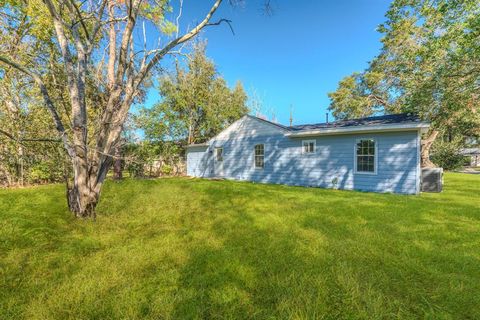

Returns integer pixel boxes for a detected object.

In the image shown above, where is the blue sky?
[145,0,391,126]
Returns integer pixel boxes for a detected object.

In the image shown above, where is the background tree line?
[328,0,479,170]
[0,39,247,185]
[0,0,249,217]
[124,42,248,178]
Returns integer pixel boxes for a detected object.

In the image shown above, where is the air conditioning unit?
[421,168,443,192]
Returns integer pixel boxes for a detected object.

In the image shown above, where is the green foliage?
[160,164,173,175]
[28,163,49,182]
[139,1,175,32]
[328,0,480,143]
[328,72,388,119]
[126,161,144,178]
[431,139,466,170]
[136,43,248,145]
[1,173,479,318]
[122,140,182,177]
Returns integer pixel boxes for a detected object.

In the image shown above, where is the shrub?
[127,162,144,178]
[160,164,173,176]
[431,140,465,170]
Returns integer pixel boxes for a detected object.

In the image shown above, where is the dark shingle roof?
[289,113,422,132]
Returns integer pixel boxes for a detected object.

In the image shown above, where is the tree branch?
[206,18,234,35]
[0,129,16,141]
[67,0,91,42]
[115,0,142,85]
[89,0,109,46]
[0,128,61,144]
[134,0,223,87]
[43,0,74,65]
[0,55,73,156]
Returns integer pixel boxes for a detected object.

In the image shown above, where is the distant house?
[186,113,430,194]
[460,148,480,167]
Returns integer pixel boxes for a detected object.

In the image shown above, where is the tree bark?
[67,183,99,218]
[421,130,439,168]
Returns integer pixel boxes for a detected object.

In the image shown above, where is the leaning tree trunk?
[421,130,439,168]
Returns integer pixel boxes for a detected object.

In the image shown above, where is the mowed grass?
[1,173,479,319]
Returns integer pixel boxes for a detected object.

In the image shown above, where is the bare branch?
[107,0,117,89]
[134,0,223,87]
[0,128,61,144]
[43,0,74,64]
[176,0,183,38]
[0,129,16,141]
[206,18,235,35]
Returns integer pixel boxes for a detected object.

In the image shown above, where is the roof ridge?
[291,113,417,128]
[246,114,290,130]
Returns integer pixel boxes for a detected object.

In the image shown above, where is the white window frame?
[254,144,265,169]
[215,147,223,162]
[302,139,316,154]
[354,138,378,175]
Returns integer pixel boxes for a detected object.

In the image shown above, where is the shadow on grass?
[171,178,480,319]
[170,181,363,318]
[1,175,479,319]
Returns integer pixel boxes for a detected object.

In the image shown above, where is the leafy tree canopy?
[328,0,480,140]
[136,42,248,145]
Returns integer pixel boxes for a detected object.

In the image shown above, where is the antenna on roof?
[326,112,329,124]
[289,104,293,126]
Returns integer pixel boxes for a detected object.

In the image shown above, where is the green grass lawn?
[1,173,479,319]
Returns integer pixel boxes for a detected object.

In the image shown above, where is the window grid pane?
[303,141,315,153]
[254,144,264,168]
[356,140,375,173]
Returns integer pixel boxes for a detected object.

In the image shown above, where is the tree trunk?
[66,151,112,218]
[67,182,99,219]
[113,158,123,180]
[113,145,123,180]
[421,130,439,168]
[18,145,24,187]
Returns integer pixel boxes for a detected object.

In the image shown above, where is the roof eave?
[186,143,209,148]
[285,123,430,137]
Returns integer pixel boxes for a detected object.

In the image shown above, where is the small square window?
[302,140,316,153]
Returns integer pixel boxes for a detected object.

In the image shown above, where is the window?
[302,140,316,153]
[215,148,223,162]
[254,144,264,168]
[355,139,376,173]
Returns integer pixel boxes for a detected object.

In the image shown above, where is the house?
[186,113,430,194]
[460,148,480,167]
